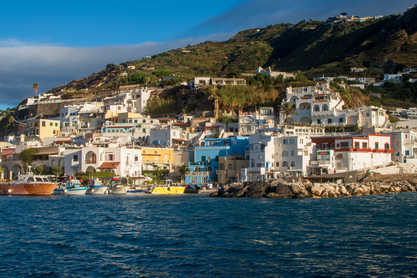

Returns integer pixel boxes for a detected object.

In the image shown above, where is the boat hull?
[87,186,109,195]
[0,183,57,196]
[151,186,185,195]
[65,188,88,195]
[108,186,127,195]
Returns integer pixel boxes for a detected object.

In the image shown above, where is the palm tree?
[33,83,39,97]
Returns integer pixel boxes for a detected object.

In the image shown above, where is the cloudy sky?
[0,0,415,109]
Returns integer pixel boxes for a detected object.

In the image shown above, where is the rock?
[274,184,295,199]
[235,186,249,198]
[246,183,268,198]
[266,192,287,199]
[209,191,220,197]
[290,183,310,198]
[311,184,324,197]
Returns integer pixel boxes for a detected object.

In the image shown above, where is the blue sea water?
[0,194,417,278]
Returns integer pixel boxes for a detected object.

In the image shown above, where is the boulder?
[274,184,295,198]
[311,184,324,197]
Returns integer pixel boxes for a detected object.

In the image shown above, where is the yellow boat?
[151,186,185,195]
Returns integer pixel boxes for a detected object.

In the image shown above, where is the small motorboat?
[63,179,88,195]
[87,179,108,195]
[108,178,127,195]
[126,187,149,196]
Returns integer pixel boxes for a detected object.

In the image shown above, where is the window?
[314,105,320,112]
[317,119,322,125]
[339,118,345,123]
[135,156,138,162]
[55,123,58,127]
[283,139,288,145]
[73,155,78,162]
[328,118,333,124]
[291,161,296,167]
[355,142,360,149]
[291,150,295,157]
[385,143,390,150]
[42,121,46,127]
[340,142,349,148]
[107,153,114,161]
[50,122,53,126]
[276,162,279,167]
[289,138,296,144]
[283,151,288,157]
[363,142,368,149]
[323,104,329,112]
[375,142,379,150]
[283,161,288,167]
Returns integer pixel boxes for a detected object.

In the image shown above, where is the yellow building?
[27,119,60,140]
[141,147,174,171]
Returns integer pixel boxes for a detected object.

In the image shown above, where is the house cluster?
[327,13,383,24]
[1,77,416,185]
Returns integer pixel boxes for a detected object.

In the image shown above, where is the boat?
[63,179,89,195]
[86,179,108,195]
[108,178,127,195]
[0,175,58,196]
[151,185,186,195]
[108,184,127,195]
[126,187,149,196]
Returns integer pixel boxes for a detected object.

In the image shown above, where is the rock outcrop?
[210,176,417,199]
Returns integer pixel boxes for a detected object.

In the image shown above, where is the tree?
[33,83,39,97]
[19,149,38,172]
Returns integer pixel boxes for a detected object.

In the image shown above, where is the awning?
[98,162,120,169]
[1,148,15,156]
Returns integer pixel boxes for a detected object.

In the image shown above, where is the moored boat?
[0,175,58,196]
[86,179,108,195]
[63,179,88,195]
[108,184,127,195]
[126,187,149,196]
[151,185,186,195]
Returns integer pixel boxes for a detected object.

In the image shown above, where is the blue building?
[185,137,249,186]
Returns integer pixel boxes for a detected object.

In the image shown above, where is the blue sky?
[0,0,243,47]
[0,0,415,109]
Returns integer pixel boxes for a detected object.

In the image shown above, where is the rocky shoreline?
[210,175,417,199]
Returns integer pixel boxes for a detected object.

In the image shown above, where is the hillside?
[49,6,417,96]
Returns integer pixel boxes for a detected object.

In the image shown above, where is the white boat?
[86,179,108,195]
[126,188,149,196]
[63,179,88,195]
[108,184,127,195]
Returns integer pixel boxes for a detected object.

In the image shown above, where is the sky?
[0,0,416,109]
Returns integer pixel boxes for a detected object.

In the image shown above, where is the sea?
[0,193,416,278]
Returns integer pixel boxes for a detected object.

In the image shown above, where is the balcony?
[186,171,210,177]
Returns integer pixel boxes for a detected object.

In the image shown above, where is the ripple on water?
[0,194,417,277]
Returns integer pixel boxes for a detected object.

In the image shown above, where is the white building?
[80,145,142,177]
[310,134,392,174]
[385,130,417,162]
[285,83,389,129]
[241,132,316,181]
[256,66,295,79]
[60,105,82,136]
[149,126,184,147]
[239,107,276,136]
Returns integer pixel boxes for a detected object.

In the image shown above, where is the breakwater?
[210,175,417,199]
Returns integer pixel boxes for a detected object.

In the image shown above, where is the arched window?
[86,151,97,164]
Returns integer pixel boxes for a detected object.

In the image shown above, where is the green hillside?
[50,6,417,96]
